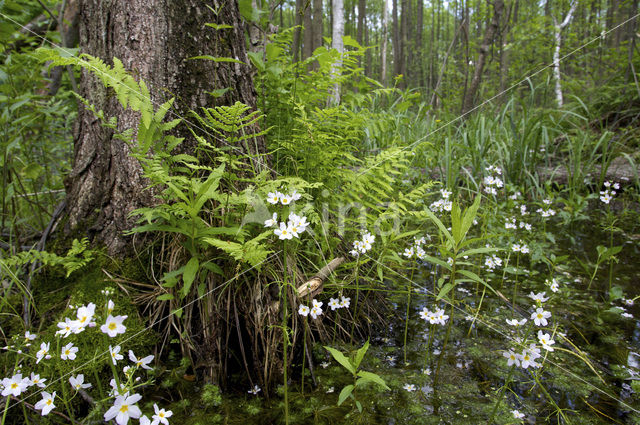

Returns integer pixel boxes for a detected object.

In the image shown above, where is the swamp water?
[161,217,640,425]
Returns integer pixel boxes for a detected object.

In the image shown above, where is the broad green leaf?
[353,340,369,370]
[424,208,455,248]
[457,269,498,297]
[460,195,481,242]
[437,282,455,300]
[457,246,497,258]
[356,370,390,390]
[180,257,199,298]
[156,293,174,301]
[324,346,356,375]
[337,385,354,406]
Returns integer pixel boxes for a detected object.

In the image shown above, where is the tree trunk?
[381,0,389,85]
[312,0,324,51]
[416,0,424,87]
[67,0,261,253]
[303,0,314,59]
[553,1,577,107]
[461,0,504,114]
[329,0,345,105]
[392,0,401,79]
[293,0,304,61]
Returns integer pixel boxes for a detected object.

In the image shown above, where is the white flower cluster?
[600,181,620,204]
[264,190,309,240]
[536,198,556,217]
[511,242,529,254]
[327,296,351,310]
[298,299,324,319]
[350,232,375,256]
[484,252,502,271]
[503,330,555,370]
[483,166,504,195]
[401,236,428,260]
[266,189,302,205]
[545,278,560,293]
[419,307,449,325]
[429,189,453,213]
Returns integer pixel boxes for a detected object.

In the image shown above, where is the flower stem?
[282,240,290,425]
[403,266,416,365]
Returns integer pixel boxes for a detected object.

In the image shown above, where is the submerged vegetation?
[2,0,640,424]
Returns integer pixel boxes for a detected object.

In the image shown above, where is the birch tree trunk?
[553,1,578,107]
[329,0,345,105]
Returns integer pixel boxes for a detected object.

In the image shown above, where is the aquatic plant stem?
[282,240,290,425]
[403,266,416,364]
[488,364,516,423]
[350,256,360,343]
[1,392,10,425]
[512,253,520,310]
[432,292,455,413]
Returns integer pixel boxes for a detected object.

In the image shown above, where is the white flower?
[310,301,323,319]
[435,308,449,325]
[503,350,521,367]
[101,315,128,337]
[403,383,416,392]
[328,298,341,311]
[298,305,310,316]
[29,372,46,388]
[36,342,51,364]
[520,244,529,254]
[512,409,525,419]
[266,192,280,204]
[69,374,92,390]
[403,247,415,258]
[139,416,152,425]
[107,299,115,314]
[290,190,302,201]
[109,345,124,365]
[264,212,277,227]
[248,385,261,395]
[61,342,78,360]
[419,308,431,321]
[76,302,96,329]
[128,350,154,370]
[550,282,559,292]
[280,194,292,205]
[537,330,555,351]
[320,361,330,368]
[1,374,28,397]
[506,318,527,327]
[531,307,551,326]
[152,404,173,425]
[56,317,76,338]
[339,296,350,309]
[24,331,36,341]
[326,386,335,393]
[103,393,142,425]
[528,292,549,303]
[34,391,56,416]
[273,222,293,240]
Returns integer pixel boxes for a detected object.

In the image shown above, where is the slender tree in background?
[553,0,578,107]
[381,0,389,85]
[330,0,345,104]
[392,0,401,79]
[461,0,505,114]
[303,0,314,59]
[312,0,324,53]
[292,0,304,61]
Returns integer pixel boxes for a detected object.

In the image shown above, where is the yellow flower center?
[10,383,17,389]
[119,405,129,413]
[46,400,52,406]
[65,350,70,355]
[108,323,117,330]
[159,412,165,417]
[80,316,87,323]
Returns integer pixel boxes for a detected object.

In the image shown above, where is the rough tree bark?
[66,0,263,254]
[461,0,504,114]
